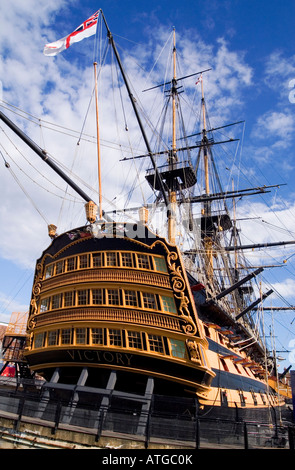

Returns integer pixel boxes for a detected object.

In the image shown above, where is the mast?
[100,10,169,211]
[0,110,94,205]
[201,76,210,197]
[168,29,177,244]
[200,76,214,279]
[93,61,103,220]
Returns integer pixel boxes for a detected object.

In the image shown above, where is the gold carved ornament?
[28,262,43,330]
[166,251,198,336]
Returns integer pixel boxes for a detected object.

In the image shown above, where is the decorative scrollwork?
[28,316,37,330]
[181,319,197,336]
[32,282,42,296]
[167,251,185,292]
[28,259,44,327]
[166,250,199,336]
[171,274,185,292]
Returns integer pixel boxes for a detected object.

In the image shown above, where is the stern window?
[107,289,120,305]
[148,334,164,353]
[109,329,122,346]
[153,256,167,272]
[161,295,177,313]
[91,328,103,345]
[137,254,150,269]
[170,339,186,358]
[76,328,86,344]
[48,330,59,346]
[34,333,45,348]
[142,292,156,310]
[61,328,72,344]
[121,252,133,267]
[127,331,142,349]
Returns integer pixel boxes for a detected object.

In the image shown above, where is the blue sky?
[0,0,295,370]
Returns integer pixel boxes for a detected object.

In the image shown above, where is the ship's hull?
[24,222,214,398]
[23,222,292,427]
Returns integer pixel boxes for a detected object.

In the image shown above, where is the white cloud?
[247,109,295,166]
[0,2,267,276]
[271,278,295,300]
[253,110,294,143]
[264,50,295,92]
[0,290,29,324]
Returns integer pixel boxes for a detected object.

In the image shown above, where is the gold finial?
[85,201,98,224]
[139,206,149,224]
[48,224,57,239]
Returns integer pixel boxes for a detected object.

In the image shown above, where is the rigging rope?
[0,148,48,224]
[0,129,79,203]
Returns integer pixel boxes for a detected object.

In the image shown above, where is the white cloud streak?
[0,2,255,270]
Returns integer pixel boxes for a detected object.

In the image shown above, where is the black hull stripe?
[211,368,268,393]
[206,338,268,392]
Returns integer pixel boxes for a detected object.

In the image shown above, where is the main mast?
[168,29,178,244]
[93,61,103,220]
[200,78,214,279]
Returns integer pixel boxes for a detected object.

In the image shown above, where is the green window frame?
[153,256,167,272]
[161,295,177,313]
[170,339,186,358]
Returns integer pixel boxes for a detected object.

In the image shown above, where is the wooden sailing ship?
[0,10,293,425]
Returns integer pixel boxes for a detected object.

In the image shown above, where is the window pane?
[76,328,86,344]
[93,253,102,267]
[48,330,58,346]
[148,334,164,353]
[106,252,117,266]
[142,292,156,309]
[55,260,64,275]
[170,339,185,358]
[137,254,150,269]
[45,265,54,279]
[79,254,89,269]
[127,331,142,349]
[92,289,103,305]
[64,291,74,307]
[109,329,122,346]
[161,295,177,313]
[121,252,133,267]
[78,290,89,305]
[52,294,62,309]
[124,290,138,306]
[61,329,71,344]
[40,297,50,312]
[67,257,76,271]
[153,256,167,272]
[107,289,120,305]
[91,328,103,345]
[34,333,44,348]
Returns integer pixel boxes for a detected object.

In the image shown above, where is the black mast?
[0,109,93,204]
[100,10,169,209]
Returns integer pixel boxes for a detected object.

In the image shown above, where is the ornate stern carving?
[28,262,43,330]
[186,339,201,363]
[166,250,198,336]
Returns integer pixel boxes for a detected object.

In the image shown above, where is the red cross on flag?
[43,10,100,56]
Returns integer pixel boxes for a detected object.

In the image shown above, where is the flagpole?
[93,61,103,220]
